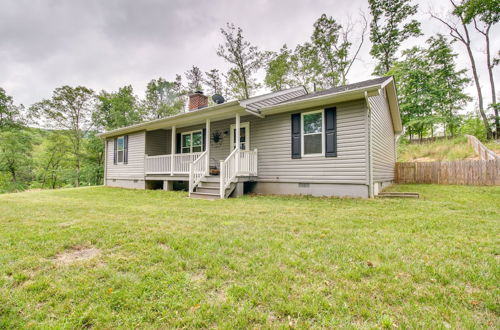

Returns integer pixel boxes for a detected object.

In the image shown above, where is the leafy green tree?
[94,85,142,130]
[457,0,499,137]
[388,47,435,140]
[0,128,33,185]
[0,87,23,129]
[217,23,264,99]
[290,43,324,91]
[81,132,104,186]
[30,86,95,187]
[185,66,204,92]
[368,0,421,75]
[265,45,295,92]
[310,14,367,86]
[35,132,72,189]
[426,35,471,137]
[204,69,224,96]
[143,77,185,120]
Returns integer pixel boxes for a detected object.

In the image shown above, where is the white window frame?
[181,130,203,154]
[230,122,250,150]
[116,136,125,164]
[301,110,325,157]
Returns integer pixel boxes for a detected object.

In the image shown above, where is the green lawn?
[0,185,498,328]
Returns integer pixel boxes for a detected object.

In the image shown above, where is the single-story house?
[97,76,402,199]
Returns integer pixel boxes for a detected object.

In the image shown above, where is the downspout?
[365,91,374,198]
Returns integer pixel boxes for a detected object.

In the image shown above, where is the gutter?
[365,91,374,198]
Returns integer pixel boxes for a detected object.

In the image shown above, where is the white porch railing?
[189,150,208,194]
[219,148,258,198]
[145,152,202,175]
[144,154,172,174]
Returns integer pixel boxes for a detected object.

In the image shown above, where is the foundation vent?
[298,183,310,188]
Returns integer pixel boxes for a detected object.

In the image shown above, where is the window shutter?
[113,138,117,165]
[202,128,207,151]
[291,113,301,159]
[325,107,337,157]
[123,135,129,164]
[176,133,181,153]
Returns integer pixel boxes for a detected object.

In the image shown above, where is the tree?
[369,0,422,75]
[0,87,23,129]
[289,43,324,91]
[94,85,142,131]
[35,132,71,189]
[389,35,472,140]
[204,69,224,96]
[264,45,294,92]
[0,128,33,185]
[81,131,104,186]
[31,86,95,187]
[185,66,204,92]
[457,0,499,137]
[311,14,367,86]
[430,0,492,137]
[427,35,471,137]
[142,77,185,120]
[217,23,264,99]
[388,47,435,140]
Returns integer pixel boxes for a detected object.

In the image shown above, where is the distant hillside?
[397,137,490,162]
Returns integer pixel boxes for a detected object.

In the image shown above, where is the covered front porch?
[143,112,258,198]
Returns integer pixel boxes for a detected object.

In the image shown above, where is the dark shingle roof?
[276,77,391,105]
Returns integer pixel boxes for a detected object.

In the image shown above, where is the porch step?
[196,186,220,194]
[201,176,221,183]
[198,181,220,188]
[189,192,221,200]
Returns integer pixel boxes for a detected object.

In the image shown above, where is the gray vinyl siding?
[146,129,170,156]
[369,91,396,182]
[251,100,368,184]
[106,131,145,180]
[105,100,369,185]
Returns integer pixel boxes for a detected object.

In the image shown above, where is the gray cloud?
[0,0,498,110]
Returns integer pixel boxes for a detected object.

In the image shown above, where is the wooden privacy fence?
[396,160,499,186]
[466,134,499,161]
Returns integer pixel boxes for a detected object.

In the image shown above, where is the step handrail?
[188,150,208,195]
[219,147,239,198]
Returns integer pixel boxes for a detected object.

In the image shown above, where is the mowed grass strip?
[0,185,498,328]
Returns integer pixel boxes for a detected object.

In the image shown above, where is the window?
[181,130,203,153]
[301,110,324,156]
[116,136,125,163]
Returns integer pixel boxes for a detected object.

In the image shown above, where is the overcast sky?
[1,0,498,111]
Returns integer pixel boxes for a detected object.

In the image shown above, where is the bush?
[459,116,487,141]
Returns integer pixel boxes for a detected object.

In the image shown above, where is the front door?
[230,122,250,150]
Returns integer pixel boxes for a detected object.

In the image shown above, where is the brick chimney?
[188,91,208,111]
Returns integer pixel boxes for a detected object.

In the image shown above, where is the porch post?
[170,126,176,176]
[235,113,240,174]
[206,118,210,175]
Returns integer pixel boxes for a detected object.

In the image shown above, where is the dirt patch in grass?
[55,246,100,264]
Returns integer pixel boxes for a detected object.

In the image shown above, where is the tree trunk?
[464,36,491,138]
[484,30,498,138]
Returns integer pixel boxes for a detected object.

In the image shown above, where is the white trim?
[181,130,203,154]
[301,110,325,157]
[230,122,250,150]
[116,136,125,164]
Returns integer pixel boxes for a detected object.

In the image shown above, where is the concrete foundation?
[106,178,146,189]
[251,182,369,198]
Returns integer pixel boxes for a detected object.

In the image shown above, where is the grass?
[0,185,499,328]
[397,137,477,162]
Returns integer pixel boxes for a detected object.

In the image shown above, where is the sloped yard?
[0,185,498,328]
